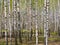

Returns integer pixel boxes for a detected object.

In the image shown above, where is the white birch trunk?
[0,0,2,37]
[27,0,32,40]
[4,0,7,41]
[54,1,57,32]
[44,0,49,45]
[4,0,8,45]
[35,0,38,45]
[8,0,12,45]
[58,0,60,27]
[17,0,22,43]
[13,0,18,45]
[13,0,17,30]
[58,0,60,36]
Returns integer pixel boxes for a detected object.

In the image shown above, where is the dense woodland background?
[0,0,60,45]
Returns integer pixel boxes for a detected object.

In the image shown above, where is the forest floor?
[0,38,60,45]
[38,42,60,45]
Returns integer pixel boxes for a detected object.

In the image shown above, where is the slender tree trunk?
[26,0,32,41]
[13,0,18,45]
[35,0,38,45]
[4,0,8,45]
[44,0,49,45]
[29,0,32,41]
[58,0,60,36]
[17,0,22,43]
[0,1,1,38]
[8,0,12,45]
[1,0,4,38]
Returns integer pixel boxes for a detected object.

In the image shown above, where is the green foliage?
[10,0,12,11]
[20,0,26,10]
[0,29,9,32]
[31,0,35,10]
[50,0,58,10]
[38,37,44,42]
[48,38,57,41]
[48,37,60,42]
[38,0,44,9]
[31,0,44,10]
[56,37,60,41]
[50,32,58,36]
[21,29,30,32]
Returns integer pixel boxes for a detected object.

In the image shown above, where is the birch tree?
[35,0,38,45]
[0,1,2,37]
[8,0,12,45]
[17,0,22,43]
[26,0,32,41]
[1,0,4,38]
[4,0,8,45]
[44,0,49,45]
[58,0,60,36]
[1,0,4,37]
[13,0,18,45]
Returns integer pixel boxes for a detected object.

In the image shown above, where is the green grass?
[0,41,5,45]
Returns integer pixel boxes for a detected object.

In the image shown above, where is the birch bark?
[44,0,49,45]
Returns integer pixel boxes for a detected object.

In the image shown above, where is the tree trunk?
[35,0,38,45]
[13,0,18,45]
[4,0,8,45]
[17,0,22,43]
[44,0,49,45]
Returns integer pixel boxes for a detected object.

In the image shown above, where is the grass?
[0,37,60,45]
[0,29,60,44]
[0,42,5,45]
